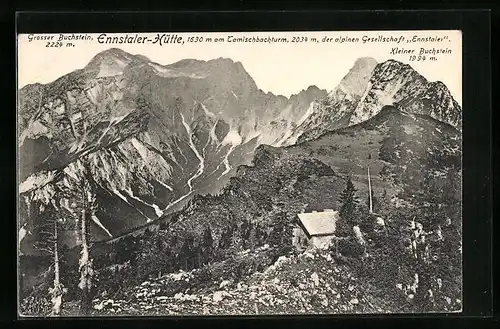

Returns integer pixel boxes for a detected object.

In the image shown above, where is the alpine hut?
[292,209,340,250]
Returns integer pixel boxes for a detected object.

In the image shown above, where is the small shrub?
[338,238,365,259]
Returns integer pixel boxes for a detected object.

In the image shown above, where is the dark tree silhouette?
[338,177,360,234]
[201,226,214,265]
[55,162,98,315]
[179,235,194,270]
[31,204,67,316]
[118,235,139,265]
[240,219,252,248]
[219,222,237,250]
[269,212,292,251]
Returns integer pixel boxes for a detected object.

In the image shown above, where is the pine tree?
[32,204,68,316]
[57,162,97,315]
[253,224,267,246]
[270,212,291,251]
[201,226,214,265]
[240,219,252,249]
[179,236,194,270]
[339,177,360,230]
[78,194,95,314]
[378,189,392,218]
[219,222,236,250]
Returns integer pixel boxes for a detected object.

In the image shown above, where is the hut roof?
[297,210,339,238]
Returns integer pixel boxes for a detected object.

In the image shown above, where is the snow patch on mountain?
[220,130,243,177]
[162,113,207,213]
[148,63,207,79]
[19,121,51,146]
[96,121,113,145]
[130,138,149,162]
[181,113,205,190]
[125,187,164,218]
[112,187,151,222]
[19,224,27,246]
[163,192,193,213]
[222,130,243,147]
[68,130,91,154]
[91,214,113,237]
[296,102,315,127]
[200,103,216,119]
[19,171,57,194]
[110,114,129,125]
[243,130,261,144]
[156,179,173,192]
[209,121,219,144]
[148,63,169,73]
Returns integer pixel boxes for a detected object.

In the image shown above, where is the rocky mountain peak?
[133,54,152,62]
[85,48,146,77]
[290,57,461,144]
[292,86,327,99]
[331,57,378,99]
[207,58,255,80]
[371,59,419,82]
[428,81,452,96]
[378,58,409,69]
[85,48,135,68]
[352,57,378,70]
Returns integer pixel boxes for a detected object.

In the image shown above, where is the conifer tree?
[179,235,194,270]
[339,178,359,227]
[57,162,97,315]
[219,222,236,250]
[270,212,291,250]
[201,226,214,265]
[336,177,360,236]
[32,204,68,316]
[240,219,252,249]
[379,189,392,217]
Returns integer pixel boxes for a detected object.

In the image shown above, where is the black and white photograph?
[17,30,462,316]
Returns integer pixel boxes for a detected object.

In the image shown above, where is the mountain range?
[18,48,462,255]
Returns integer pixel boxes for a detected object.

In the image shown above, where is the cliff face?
[348,60,462,128]
[159,104,461,234]
[18,48,327,251]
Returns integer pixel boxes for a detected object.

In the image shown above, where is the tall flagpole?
[368,166,373,214]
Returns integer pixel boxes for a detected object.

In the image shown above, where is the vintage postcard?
[17,30,462,316]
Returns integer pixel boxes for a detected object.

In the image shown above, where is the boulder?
[311,272,320,287]
[213,291,226,303]
[304,252,315,260]
[220,280,231,289]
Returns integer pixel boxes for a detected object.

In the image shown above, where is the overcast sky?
[18,31,462,104]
